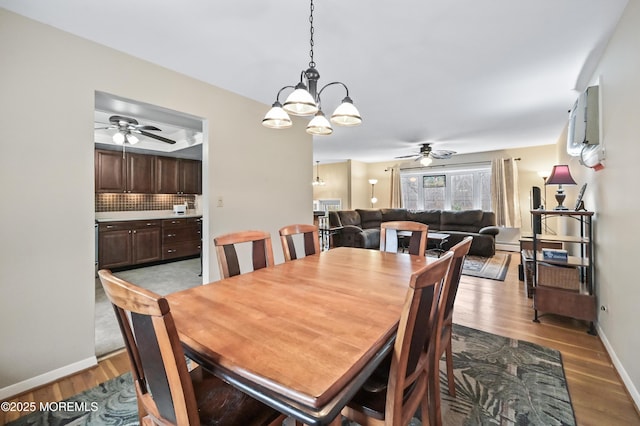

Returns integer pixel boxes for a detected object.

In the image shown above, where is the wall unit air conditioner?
[567,85,599,156]
[567,85,604,170]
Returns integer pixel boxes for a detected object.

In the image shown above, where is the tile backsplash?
[96,193,196,212]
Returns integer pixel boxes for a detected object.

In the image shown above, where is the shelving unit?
[530,210,596,334]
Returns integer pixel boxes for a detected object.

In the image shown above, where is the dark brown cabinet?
[162,217,202,260]
[98,220,162,269]
[156,156,201,194]
[95,150,154,193]
[95,149,201,194]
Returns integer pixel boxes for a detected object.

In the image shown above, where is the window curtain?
[389,165,402,208]
[491,158,522,228]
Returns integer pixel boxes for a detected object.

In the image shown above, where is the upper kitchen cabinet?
[96,149,201,194]
[95,149,154,193]
[156,156,201,194]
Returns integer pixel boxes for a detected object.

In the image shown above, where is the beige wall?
[574,0,640,407]
[0,9,312,396]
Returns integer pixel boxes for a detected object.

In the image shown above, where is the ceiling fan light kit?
[262,0,362,136]
[97,115,177,147]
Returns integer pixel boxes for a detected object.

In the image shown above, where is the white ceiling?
[0,0,628,163]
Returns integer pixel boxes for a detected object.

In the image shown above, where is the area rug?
[461,252,511,281]
[8,325,574,426]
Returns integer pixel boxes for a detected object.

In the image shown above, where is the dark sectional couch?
[329,208,500,257]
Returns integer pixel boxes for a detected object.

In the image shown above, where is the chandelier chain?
[309,0,315,68]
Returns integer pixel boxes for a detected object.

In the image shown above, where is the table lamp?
[545,164,577,210]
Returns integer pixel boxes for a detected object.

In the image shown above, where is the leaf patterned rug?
[8,324,574,426]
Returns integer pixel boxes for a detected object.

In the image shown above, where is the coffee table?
[427,232,450,257]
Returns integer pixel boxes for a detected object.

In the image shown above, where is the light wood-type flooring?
[2,252,639,425]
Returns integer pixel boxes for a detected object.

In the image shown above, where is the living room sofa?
[328,208,499,257]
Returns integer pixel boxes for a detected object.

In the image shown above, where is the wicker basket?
[537,263,581,291]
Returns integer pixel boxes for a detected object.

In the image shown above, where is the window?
[400,164,491,211]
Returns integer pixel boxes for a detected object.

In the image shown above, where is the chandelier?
[262,0,362,135]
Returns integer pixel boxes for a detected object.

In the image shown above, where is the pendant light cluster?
[262,0,362,135]
[312,161,326,186]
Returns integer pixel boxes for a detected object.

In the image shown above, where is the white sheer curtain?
[389,165,402,208]
[491,158,522,228]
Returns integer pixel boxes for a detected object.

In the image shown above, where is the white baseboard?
[0,356,97,400]
[597,324,640,412]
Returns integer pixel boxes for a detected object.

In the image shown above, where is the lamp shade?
[283,83,318,116]
[306,111,333,135]
[262,102,293,129]
[546,165,577,185]
[330,97,362,126]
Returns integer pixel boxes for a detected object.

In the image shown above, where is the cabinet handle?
[167,249,177,253]
[167,233,176,237]
[106,225,115,229]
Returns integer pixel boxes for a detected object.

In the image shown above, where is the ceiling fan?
[95,115,176,145]
[395,143,456,166]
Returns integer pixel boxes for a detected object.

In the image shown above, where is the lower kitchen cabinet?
[162,217,202,260]
[98,220,162,269]
[98,216,202,270]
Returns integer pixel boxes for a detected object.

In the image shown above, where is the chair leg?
[445,340,456,397]
[429,363,442,426]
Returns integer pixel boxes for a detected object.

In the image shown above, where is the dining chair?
[380,221,428,256]
[278,224,320,261]
[97,269,285,426]
[341,251,453,426]
[429,236,473,426]
[214,230,275,278]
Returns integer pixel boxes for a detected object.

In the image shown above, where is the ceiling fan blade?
[430,150,456,159]
[137,125,162,131]
[394,154,418,159]
[138,129,176,144]
[94,126,113,130]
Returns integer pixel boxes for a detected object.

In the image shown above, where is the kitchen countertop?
[95,210,202,223]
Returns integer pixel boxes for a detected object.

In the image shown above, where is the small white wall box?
[173,204,187,214]
[542,248,568,261]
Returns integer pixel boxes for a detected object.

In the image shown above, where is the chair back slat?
[278,224,320,262]
[252,239,268,270]
[131,312,177,423]
[222,244,241,277]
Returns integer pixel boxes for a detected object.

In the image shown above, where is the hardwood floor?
[2,251,639,425]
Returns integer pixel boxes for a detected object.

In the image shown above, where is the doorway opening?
[93,91,207,357]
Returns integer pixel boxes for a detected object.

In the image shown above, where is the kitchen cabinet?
[162,217,202,259]
[95,150,154,193]
[98,220,162,269]
[95,149,201,194]
[530,210,596,334]
[155,157,201,194]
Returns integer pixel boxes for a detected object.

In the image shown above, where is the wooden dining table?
[166,247,433,425]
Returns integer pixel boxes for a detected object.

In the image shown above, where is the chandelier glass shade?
[262,0,361,135]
